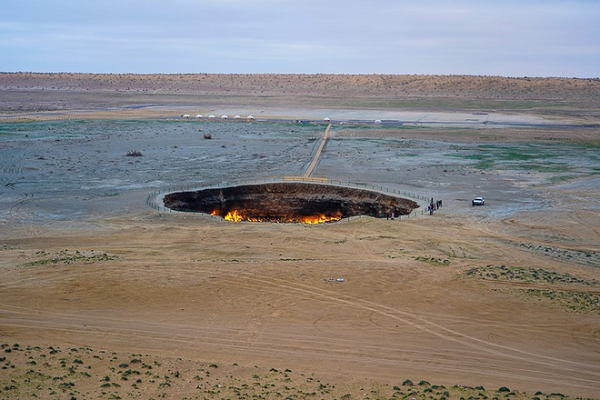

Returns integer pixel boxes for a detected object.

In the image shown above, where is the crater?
[163,182,419,224]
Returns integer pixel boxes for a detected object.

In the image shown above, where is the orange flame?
[299,214,341,224]
[212,209,341,224]
[223,210,244,222]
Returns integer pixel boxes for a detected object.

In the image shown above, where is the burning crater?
[163,182,419,224]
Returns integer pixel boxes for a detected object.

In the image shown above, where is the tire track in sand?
[225,270,600,389]
[1,260,599,393]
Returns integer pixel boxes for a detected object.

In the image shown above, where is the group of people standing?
[429,198,442,214]
[385,197,443,219]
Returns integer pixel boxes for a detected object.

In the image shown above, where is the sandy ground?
[0,74,599,399]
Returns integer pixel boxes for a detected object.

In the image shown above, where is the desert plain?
[0,73,599,399]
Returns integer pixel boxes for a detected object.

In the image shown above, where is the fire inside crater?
[163,182,419,224]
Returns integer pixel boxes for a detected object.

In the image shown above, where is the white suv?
[472,197,485,206]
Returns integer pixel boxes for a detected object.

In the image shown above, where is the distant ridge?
[1,72,599,112]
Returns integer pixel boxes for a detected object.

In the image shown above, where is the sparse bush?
[126,150,143,157]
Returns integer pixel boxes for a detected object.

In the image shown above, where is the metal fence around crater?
[146,176,431,222]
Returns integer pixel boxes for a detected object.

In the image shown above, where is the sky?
[1,0,599,78]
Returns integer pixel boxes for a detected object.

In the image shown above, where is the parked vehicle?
[472,197,485,206]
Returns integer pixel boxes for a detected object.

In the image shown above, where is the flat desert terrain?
[0,73,599,399]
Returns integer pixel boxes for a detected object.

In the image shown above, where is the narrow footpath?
[303,123,331,177]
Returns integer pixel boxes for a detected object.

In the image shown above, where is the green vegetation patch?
[415,256,451,266]
[24,249,116,266]
[451,143,553,168]
[464,265,600,314]
[465,265,599,285]
[518,243,600,268]
[448,143,600,178]
[521,288,600,313]
[0,343,590,400]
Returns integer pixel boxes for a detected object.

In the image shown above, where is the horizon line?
[1,71,599,80]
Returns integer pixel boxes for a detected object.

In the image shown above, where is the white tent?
[208,114,216,120]
[221,115,228,120]
[246,115,255,121]
[182,114,191,119]
[196,114,203,119]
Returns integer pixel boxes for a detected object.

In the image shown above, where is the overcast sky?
[1,0,598,77]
